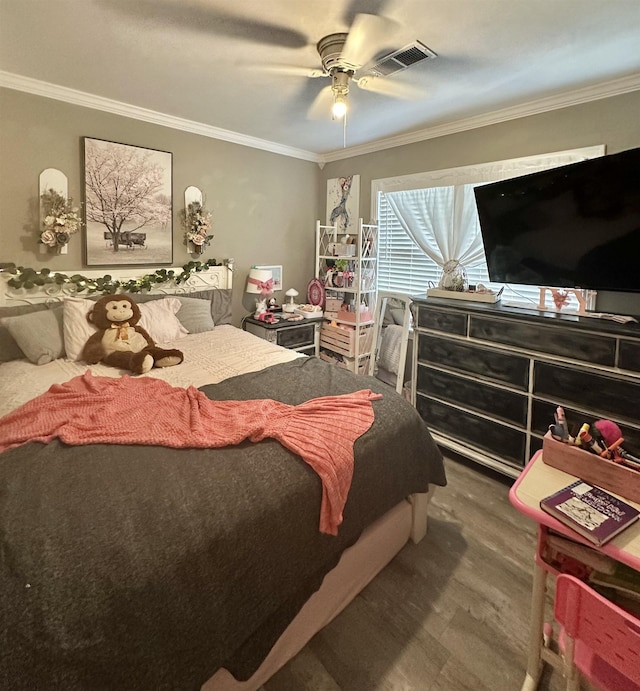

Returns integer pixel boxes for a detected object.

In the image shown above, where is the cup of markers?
[548,406,640,471]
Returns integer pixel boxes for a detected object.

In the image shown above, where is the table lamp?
[246,267,273,317]
[283,288,299,313]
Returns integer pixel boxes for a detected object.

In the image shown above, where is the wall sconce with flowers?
[183,186,213,255]
[38,169,83,255]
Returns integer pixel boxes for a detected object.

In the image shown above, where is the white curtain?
[383,183,486,273]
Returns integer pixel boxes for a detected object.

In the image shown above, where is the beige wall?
[319,90,640,314]
[0,88,319,325]
[2,87,640,319]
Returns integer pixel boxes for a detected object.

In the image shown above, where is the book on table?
[540,480,640,546]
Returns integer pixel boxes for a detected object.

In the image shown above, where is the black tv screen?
[474,147,640,293]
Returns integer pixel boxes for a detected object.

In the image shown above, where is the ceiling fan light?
[332,94,347,119]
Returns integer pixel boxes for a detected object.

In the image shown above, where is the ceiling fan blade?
[356,75,426,100]
[344,0,395,26]
[244,64,326,79]
[307,85,335,120]
[340,13,399,69]
[97,0,308,48]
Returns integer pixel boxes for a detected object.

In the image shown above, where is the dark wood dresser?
[411,297,640,478]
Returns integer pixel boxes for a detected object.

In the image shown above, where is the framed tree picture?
[83,138,173,266]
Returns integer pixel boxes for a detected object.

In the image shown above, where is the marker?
[579,428,605,455]
[618,452,640,471]
[554,406,569,440]
[599,437,624,459]
[619,448,640,466]
[591,425,608,450]
[575,422,590,447]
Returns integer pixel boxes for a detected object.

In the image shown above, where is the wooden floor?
[264,454,567,691]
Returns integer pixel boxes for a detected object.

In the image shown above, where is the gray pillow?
[0,303,49,362]
[130,289,233,326]
[179,289,233,325]
[1,305,65,364]
[175,297,215,333]
[209,289,233,325]
[389,306,408,325]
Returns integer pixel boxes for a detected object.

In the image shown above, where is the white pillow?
[63,296,188,361]
[138,297,188,343]
[63,297,96,361]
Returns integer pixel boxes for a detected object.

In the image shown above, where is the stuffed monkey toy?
[82,295,184,374]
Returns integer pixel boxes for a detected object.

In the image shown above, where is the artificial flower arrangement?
[184,200,213,252]
[39,188,83,250]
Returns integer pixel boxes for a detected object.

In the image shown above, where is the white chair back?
[368,291,412,394]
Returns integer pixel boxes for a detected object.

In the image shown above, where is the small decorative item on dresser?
[307,277,325,308]
[39,188,83,254]
[283,288,299,313]
[294,304,323,319]
[438,259,468,292]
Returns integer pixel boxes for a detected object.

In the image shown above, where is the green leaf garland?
[4,259,223,294]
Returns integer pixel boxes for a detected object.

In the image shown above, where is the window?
[373,146,604,309]
[377,189,490,294]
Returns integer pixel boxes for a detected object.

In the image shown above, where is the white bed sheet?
[0,325,302,418]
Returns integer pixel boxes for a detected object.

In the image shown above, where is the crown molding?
[2,70,639,166]
[318,72,640,163]
[0,71,321,163]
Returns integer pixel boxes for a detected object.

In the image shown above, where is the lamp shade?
[246,268,273,296]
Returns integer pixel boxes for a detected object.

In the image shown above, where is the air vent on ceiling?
[364,41,437,78]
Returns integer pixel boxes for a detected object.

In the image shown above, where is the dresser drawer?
[469,316,616,366]
[276,323,316,349]
[619,339,640,373]
[415,395,526,466]
[417,333,530,390]
[417,305,467,335]
[417,364,528,426]
[533,361,640,425]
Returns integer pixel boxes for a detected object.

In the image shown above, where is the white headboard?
[0,264,233,307]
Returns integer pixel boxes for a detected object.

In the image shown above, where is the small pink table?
[509,450,640,691]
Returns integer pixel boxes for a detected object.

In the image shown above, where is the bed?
[0,264,446,691]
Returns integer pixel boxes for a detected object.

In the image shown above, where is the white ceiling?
[1,0,640,162]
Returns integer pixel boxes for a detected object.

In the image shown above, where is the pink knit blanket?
[0,372,382,535]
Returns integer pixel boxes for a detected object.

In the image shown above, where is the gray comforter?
[0,356,445,691]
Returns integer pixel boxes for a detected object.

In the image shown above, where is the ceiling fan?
[100,2,436,122]
[257,14,437,121]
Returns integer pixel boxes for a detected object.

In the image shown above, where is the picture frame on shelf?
[256,265,283,291]
[83,137,173,267]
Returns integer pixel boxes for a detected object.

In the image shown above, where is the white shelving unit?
[315,218,378,374]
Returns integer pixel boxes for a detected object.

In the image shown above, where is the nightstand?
[243,315,322,356]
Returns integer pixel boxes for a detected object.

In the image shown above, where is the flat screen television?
[474,147,640,293]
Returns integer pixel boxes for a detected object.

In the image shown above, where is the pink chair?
[554,574,640,691]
